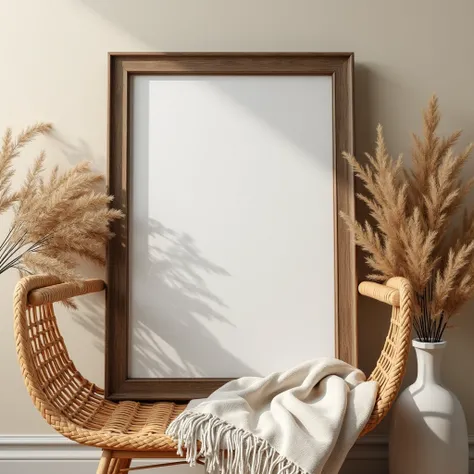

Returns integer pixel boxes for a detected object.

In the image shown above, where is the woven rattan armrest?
[27,279,106,306]
[14,274,185,458]
[360,276,413,435]
[358,281,400,306]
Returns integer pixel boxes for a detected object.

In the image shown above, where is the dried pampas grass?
[343,96,474,341]
[0,123,123,288]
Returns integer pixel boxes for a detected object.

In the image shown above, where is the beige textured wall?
[1,0,474,436]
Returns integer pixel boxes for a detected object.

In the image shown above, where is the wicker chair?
[13,275,413,473]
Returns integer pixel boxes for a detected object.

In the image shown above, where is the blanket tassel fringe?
[166,412,309,474]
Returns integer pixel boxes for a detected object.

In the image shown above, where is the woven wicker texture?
[13,274,413,452]
[359,277,414,435]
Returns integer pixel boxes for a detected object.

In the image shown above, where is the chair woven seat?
[48,398,185,451]
[13,274,414,472]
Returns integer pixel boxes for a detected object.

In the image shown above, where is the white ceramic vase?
[389,339,468,474]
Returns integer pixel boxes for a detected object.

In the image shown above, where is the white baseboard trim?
[0,435,99,461]
[0,434,473,473]
[0,434,394,461]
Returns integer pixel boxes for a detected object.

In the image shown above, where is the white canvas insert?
[129,75,335,378]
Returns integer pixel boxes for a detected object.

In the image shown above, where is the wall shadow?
[80,0,188,47]
[59,216,259,380]
[205,76,333,163]
[130,218,258,378]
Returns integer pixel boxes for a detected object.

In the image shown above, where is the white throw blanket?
[166,358,377,474]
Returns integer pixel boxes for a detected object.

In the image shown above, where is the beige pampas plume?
[344,96,474,341]
[0,123,123,286]
[0,123,52,213]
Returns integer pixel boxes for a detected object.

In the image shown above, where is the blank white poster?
[129,75,334,378]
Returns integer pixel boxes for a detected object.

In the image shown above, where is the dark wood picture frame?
[106,53,356,401]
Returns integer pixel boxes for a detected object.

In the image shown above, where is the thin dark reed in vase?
[342,96,474,342]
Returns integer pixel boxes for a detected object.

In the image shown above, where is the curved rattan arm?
[358,281,400,306]
[28,279,106,306]
[13,275,184,452]
[360,277,413,435]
